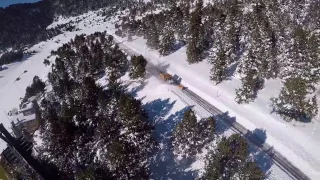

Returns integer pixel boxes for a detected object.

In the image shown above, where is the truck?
[159,72,186,90]
[160,71,173,82]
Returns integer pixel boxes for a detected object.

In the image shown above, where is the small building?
[10,102,40,138]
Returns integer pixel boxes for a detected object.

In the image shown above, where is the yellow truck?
[160,72,173,82]
[160,72,186,90]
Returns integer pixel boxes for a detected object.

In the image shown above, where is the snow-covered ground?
[102,72,290,179]
[0,8,318,179]
[103,15,319,180]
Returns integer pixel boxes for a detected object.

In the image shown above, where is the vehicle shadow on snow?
[143,99,195,179]
[215,112,273,174]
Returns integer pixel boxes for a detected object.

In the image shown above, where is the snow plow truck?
[159,72,185,90]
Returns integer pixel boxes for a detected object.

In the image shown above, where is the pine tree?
[128,31,133,42]
[129,55,147,79]
[210,47,228,84]
[198,116,216,145]
[43,59,50,66]
[172,109,216,157]
[238,161,265,180]
[172,108,199,157]
[159,27,175,56]
[204,134,264,180]
[235,71,264,104]
[186,0,204,64]
[38,33,155,179]
[171,6,184,40]
[271,77,318,122]
[236,47,265,104]
[105,44,128,84]
[146,21,160,49]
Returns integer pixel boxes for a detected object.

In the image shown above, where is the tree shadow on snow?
[246,128,267,147]
[143,98,176,125]
[160,40,186,57]
[21,53,37,62]
[0,66,8,71]
[215,112,273,174]
[245,129,273,174]
[144,98,195,179]
[171,40,186,55]
[226,61,239,79]
[129,81,148,97]
[215,112,236,135]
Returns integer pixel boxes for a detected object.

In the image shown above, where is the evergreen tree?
[271,77,318,122]
[198,116,216,145]
[236,50,264,104]
[210,47,228,84]
[25,76,46,98]
[238,161,265,180]
[21,76,46,106]
[146,21,160,49]
[38,33,155,179]
[159,28,175,56]
[172,109,216,157]
[171,6,184,40]
[186,0,204,64]
[281,26,320,85]
[173,108,198,157]
[105,44,128,83]
[43,59,50,66]
[204,134,264,180]
[128,32,133,42]
[129,55,147,79]
[0,50,24,66]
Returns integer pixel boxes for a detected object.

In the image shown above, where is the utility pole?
[0,124,52,180]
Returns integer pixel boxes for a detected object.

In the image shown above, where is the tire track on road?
[182,88,310,180]
[111,34,310,180]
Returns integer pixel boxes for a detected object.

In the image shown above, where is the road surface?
[112,36,310,180]
[179,88,310,180]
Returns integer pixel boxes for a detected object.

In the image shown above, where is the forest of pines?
[21,32,264,179]
[37,32,156,179]
[3,0,320,179]
[118,0,320,122]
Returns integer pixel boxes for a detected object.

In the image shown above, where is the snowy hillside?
[0,1,320,179]
[46,8,319,179]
